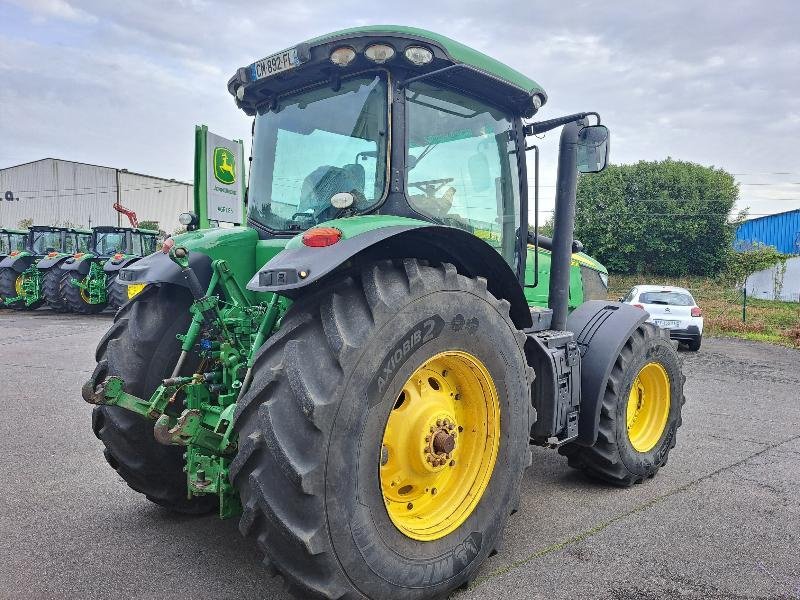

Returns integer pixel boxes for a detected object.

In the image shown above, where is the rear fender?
[104,256,141,274]
[117,250,213,291]
[566,300,648,446]
[247,220,532,329]
[0,254,36,272]
[36,255,70,270]
[61,256,97,277]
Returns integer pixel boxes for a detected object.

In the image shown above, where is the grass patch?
[608,274,800,348]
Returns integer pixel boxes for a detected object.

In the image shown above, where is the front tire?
[87,284,216,513]
[560,323,684,486]
[231,260,533,599]
[686,335,702,351]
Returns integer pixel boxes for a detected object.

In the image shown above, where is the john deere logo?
[213,147,236,185]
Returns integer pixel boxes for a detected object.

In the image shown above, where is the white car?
[620,284,704,351]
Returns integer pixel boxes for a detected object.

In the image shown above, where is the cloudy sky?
[1,0,799,217]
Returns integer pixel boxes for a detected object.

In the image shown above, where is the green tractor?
[0,225,91,310]
[59,225,159,314]
[82,27,684,600]
[0,228,27,306]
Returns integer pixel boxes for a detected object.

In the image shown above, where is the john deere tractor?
[82,27,684,600]
[59,225,158,313]
[0,225,91,310]
[0,228,27,306]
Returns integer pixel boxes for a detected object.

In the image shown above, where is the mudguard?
[247,223,533,329]
[0,254,36,272]
[104,256,141,274]
[61,256,95,276]
[117,250,213,291]
[36,255,70,270]
[566,300,648,446]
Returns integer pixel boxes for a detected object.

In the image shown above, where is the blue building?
[735,208,800,254]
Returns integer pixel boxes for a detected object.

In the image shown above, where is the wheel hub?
[626,361,671,453]
[379,351,499,541]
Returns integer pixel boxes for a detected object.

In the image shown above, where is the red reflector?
[48,252,58,257]
[691,307,702,317]
[73,252,84,258]
[9,251,19,256]
[302,227,342,248]
[632,303,645,309]
[161,238,174,254]
[113,253,124,260]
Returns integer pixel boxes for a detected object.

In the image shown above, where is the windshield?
[248,73,388,232]
[640,291,694,306]
[95,232,128,255]
[32,231,62,254]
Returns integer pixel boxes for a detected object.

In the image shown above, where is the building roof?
[0,158,192,186]
[741,208,800,223]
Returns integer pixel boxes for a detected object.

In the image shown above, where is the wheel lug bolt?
[449,460,455,467]
[426,456,433,463]
[425,435,431,442]
[436,419,442,427]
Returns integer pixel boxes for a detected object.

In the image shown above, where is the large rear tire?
[106,274,129,312]
[61,270,107,314]
[559,323,684,486]
[231,260,533,599]
[87,284,216,513]
[42,266,70,312]
[0,268,20,308]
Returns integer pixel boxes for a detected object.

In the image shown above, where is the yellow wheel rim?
[626,362,671,452]
[80,285,91,304]
[14,274,24,296]
[380,351,500,541]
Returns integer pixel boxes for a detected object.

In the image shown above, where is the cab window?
[405,82,521,267]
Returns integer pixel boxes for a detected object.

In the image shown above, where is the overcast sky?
[1,0,799,218]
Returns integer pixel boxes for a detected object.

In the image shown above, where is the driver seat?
[298,164,365,213]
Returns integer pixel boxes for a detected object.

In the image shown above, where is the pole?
[742,286,747,323]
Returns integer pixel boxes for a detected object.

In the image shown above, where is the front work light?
[178,212,199,231]
[330,47,356,67]
[365,44,395,64]
[404,46,433,66]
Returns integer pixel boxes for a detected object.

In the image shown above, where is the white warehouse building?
[0,158,193,234]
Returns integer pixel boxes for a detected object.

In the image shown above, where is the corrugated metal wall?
[735,209,800,254]
[0,159,117,228]
[0,159,192,233]
[118,171,192,233]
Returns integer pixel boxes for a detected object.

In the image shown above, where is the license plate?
[654,319,680,329]
[251,48,301,80]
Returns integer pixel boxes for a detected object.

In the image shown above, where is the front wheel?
[231,260,533,599]
[106,274,129,311]
[686,335,702,351]
[560,323,684,486]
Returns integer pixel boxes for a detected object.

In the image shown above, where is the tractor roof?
[29,225,90,234]
[229,25,547,118]
[1,228,27,234]
[92,225,159,235]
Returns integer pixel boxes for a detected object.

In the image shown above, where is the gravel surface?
[1,310,798,600]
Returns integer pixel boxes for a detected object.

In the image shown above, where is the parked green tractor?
[0,226,91,310]
[0,228,27,306]
[59,225,159,313]
[82,27,684,600]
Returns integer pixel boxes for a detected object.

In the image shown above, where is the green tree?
[138,220,159,231]
[574,159,739,276]
[723,243,788,287]
[18,217,33,229]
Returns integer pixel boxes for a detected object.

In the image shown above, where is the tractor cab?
[0,228,27,260]
[20,225,90,258]
[227,26,608,309]
[87,226,158,259]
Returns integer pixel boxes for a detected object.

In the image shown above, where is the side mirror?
[577,124,610,173]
